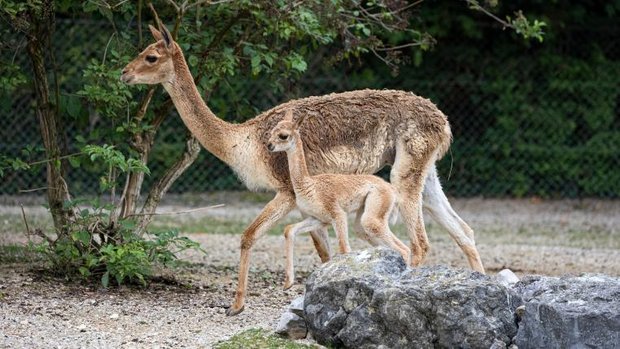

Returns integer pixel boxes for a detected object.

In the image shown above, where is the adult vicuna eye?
[279,134,288,140]
[145,55,158,63]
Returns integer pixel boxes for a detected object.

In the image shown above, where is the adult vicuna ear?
[148,4,173,48]
[149,25,163,42]
[157,20,173,48]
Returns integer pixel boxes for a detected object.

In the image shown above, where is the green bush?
[35,201,204,286]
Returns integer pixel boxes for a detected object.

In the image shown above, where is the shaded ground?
[0,193,619,348]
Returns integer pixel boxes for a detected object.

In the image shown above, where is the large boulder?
[514,274,620,349]
[304,248,520,348]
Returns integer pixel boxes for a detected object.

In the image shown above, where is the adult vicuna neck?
[162,47,239,165]
[285,136,311,190]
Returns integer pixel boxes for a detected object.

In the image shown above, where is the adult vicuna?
[120,21,485,315]
[267,110,410,289]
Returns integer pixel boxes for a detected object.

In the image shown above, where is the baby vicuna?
[267,110,411,288]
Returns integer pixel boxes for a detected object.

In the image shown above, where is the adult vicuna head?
[121,21,177,85]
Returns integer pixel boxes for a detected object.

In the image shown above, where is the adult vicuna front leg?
[226,191,295,316]
[423,165,485,273]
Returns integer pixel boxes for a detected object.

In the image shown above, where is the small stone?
[490,338,507,349]
[515,305,526,319]
[497,269,520,287]
[77,324,87,332]
[110,313,119,320]
[288,296,304,317]
[275,311,307,340]
[19,320,28,325]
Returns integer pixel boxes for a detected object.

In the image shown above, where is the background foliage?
[1,0,619,199]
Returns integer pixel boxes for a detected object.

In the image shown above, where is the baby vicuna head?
[267,110,306,153]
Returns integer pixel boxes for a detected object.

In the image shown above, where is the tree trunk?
[118,88,156,220]
[26,0,74,234]
[135,134,201,235]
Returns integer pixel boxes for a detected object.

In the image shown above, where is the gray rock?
[275,312,307,340]
[304,248,520,349]
[514,274,620,349]
[275,296,308,340]
[289,296,305,317]
[497,269,520,287]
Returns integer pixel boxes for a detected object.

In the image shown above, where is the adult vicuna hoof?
[225,305,244,316]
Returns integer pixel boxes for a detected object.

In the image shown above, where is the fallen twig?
[20,204,31,242]
[126,204,225,217]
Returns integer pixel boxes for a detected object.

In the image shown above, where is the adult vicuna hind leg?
[391,139,436,267]
[423,165,485,273]
[308,227,331,263]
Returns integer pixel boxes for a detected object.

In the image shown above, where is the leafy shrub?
[35,200,204,286]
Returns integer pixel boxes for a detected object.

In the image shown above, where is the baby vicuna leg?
[360,188,411,264]
[283,217,327,289]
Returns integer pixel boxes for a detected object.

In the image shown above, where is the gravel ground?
[1,195,619,348]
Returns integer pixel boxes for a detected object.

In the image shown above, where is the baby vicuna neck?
[267,110,311,189]
[284,130,311,188]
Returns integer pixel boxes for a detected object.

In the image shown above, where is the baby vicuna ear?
[283,109,294,123]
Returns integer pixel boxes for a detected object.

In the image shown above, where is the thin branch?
[463,0,513,29]
[375,42,422,51]
[135,87,156,124]
[355,4,394,32]
[148,2,167,24]
[33,228,55,245]
[185,0,235,10]
[102,32,117,65]
[162,0,180,12]
[138,0,143,48]
[134,135,201,236]
[18,187,49,193]
[370,47,395,69]
[125,204,225,217]
[20,204,31,240]
[1,151,85,172]
[391,0,424,15]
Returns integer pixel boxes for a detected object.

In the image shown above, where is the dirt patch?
[1,196,619,348]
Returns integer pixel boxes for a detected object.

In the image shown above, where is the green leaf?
[79,267,91,277]
[72,231,91,245]
[188,55,199,68]
[101,272,110,287]
[68,156,81,168]
[289,54,307,72]
[251,55,262,75]
[66,96,82,118]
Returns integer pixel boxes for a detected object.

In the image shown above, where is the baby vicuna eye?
[145,55,158,63]
[279,134,288,140]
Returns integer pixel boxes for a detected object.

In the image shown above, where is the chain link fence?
[1,20,619,197]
